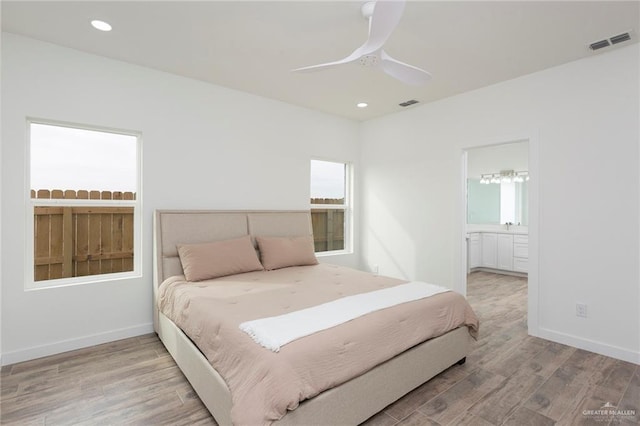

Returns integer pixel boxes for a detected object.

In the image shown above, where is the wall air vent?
[399,99,419,107]
[610,32,631,45]
[589,39,610,51]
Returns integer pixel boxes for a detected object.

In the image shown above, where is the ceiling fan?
[292,0,431,86]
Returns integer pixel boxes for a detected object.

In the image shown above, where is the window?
[28,120,141,288]
[310,159,351,253]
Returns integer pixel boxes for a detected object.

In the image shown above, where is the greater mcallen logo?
[582,402,636,422]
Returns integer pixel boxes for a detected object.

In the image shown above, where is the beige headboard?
[153,210,313,285]
[153,210,313,331]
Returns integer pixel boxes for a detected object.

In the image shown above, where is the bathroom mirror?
[467,179,528,225]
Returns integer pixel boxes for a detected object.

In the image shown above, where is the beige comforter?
[158,264,479,425]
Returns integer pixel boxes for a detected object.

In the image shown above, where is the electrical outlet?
[576,303,588,318]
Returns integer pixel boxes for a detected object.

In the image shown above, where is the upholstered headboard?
[152,210,312,331]
[153,210,313,286]
[153,210,313,329]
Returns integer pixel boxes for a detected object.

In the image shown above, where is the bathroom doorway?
[461,137,539,336]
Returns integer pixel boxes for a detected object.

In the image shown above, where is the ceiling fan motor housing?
[359,55,379,67]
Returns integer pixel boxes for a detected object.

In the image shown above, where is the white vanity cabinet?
[481,233,497,268]
[468,233,481,268]
[513,235,529,273]
[497,234,514,271]
[468,231,528,275]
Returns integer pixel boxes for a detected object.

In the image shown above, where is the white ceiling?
[2,1,639,121]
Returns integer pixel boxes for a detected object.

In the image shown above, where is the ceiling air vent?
[610,32,631,45]
[589,31,633,51]
[589,39,610,51]
[399,99,419,107]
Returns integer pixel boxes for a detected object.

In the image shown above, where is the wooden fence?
[32,189,135,282]
[310,198,345,252]
[311,198,344,205]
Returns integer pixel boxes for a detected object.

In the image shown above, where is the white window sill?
[315,249,353,258]
[25,271,142,291]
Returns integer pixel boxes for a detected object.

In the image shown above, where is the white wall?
[466,141,529,179]
[1,34,360,364]
[360,45,639,363]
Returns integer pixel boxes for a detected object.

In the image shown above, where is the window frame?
[310,158,353,256]
[25,118,143,290]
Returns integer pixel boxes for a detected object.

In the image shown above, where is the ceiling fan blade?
[291,46,363,72]
[380,50,431,85]
[361,0,406,55]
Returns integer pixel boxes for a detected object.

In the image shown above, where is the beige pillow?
[177,235,263,281]
[256,235,319,271]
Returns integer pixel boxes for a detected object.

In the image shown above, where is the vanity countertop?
[467,230,528,235]
[466,225,528,235]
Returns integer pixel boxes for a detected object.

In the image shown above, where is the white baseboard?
[536,327,640,365]
[469,267,528,278]
[1,323,154,366]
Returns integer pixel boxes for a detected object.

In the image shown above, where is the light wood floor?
[1,272,638,425]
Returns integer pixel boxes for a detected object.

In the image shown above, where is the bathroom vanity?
[467,226,528,275]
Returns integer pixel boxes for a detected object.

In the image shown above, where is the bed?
[153,210,478,425]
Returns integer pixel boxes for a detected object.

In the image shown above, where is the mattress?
[158,263,479,425]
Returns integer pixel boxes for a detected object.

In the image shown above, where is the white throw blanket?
[239,281,450,352]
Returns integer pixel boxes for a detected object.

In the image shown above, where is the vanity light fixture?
[480,170,529,185]
[91,19,112,32]
[513,173,526,183]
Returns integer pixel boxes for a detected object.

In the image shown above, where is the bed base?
[157,312,471,425]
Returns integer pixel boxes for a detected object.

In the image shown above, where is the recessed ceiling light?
[357,102,368,108]
[91,20,112,32]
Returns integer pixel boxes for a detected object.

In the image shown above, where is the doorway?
[460,137,539,336]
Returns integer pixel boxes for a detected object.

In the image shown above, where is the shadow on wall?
[363,192,415,280]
